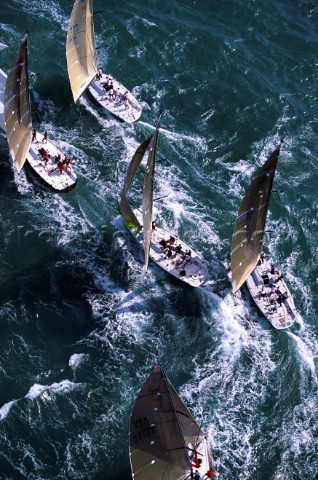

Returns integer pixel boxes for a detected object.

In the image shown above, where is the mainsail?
[4,34,32,172]
[142,116,161,269]
[231,145,280,293]
[129,365,202,480]
[0,68,6,132]
[0,43,8,132]
[119,136,153,228]
[66,0,97,103]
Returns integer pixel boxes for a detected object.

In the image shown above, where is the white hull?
[88,74,142,123]
[128,212,208,287]
[246,259,299,329]
[27,134,77,192]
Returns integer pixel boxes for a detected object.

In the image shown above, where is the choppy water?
[0,0,317,479]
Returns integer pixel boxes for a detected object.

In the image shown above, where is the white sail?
[0,43,8,132]
[4,34,32,172]
[66,0,97,103]
[0,68,7,132]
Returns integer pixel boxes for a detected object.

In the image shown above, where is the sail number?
[131,417,156,443]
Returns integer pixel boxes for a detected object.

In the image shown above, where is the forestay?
[66,0,97,103]
[231,146,280,293]
[4,34,32,172]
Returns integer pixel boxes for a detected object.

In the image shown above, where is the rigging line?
[186,446,203,457]
[129,200,142,214]
[154,194,169,201]
[158,460,169,480]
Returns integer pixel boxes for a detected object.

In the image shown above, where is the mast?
[4,34,32,172]
[231,145,280,293]
[66,0,97,102]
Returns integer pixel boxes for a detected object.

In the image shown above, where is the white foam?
[26,380,83,400]
[0,400,16,421]
[69,353,88,370]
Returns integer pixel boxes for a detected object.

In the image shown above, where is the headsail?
[142,115,162,269]
[129,365,197,480]
[4,34,32,172]
[66,0,97,103]
[231,145,280,293]
[119,136,153,228]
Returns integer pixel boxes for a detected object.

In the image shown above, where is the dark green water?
[0,0,317,479]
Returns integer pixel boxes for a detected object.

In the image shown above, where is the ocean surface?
[0,0,317,478]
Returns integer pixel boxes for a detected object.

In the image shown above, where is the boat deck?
[27,135,77,192]
[188,436,213,479]
[246,259,299,329]
[88,74,142,123]
[129,220,208,287]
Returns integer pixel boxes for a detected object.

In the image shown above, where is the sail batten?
[231,146,280,292]
[66,0,97,103]
[4,34,32,172]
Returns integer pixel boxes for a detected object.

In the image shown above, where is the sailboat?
[66,0,142,123]
[119,115,208,287]
[3,35,77,192]
[129,365,215,480]
[231,145,299,329]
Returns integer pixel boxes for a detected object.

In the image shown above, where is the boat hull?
[26,135,77,192]
[127,213,208,287]
[88,74,142,123]
[246,259,299,329]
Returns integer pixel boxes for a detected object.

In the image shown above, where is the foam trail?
[287,329,318,384]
